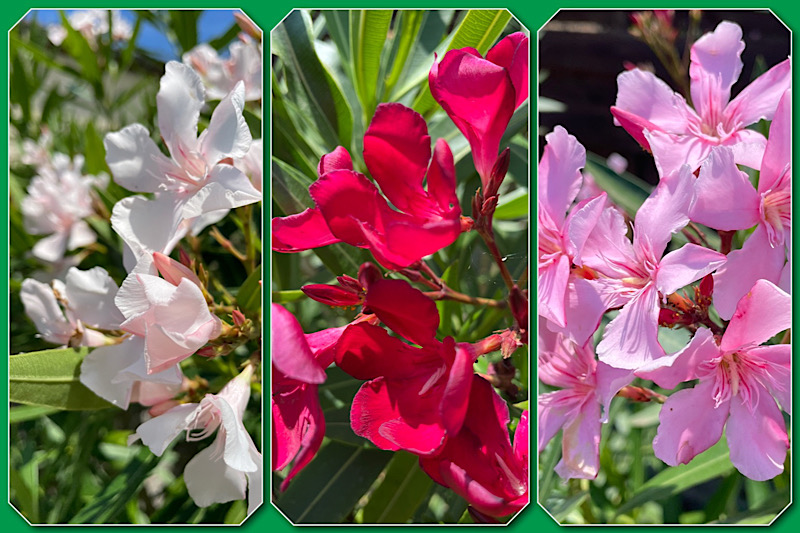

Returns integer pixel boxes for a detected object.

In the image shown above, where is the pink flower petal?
[713,225,786,320]
[613,69,693,133]
[538,254,570,328]
[555,399,601,479]
[691,147,761,230]
[425,138,459,214]
[633,164,695,257]
[538,126,585,223]
[656,243,727,296]
[653,379,729,466]
[689,21,744,113]
[721,279,791,352]
[645,129,711,177]
[726,59,791,128]
[636,327,719,389]
[597,284,663,370]
[758,88,791,194]
[334,322,421,380]
[747,345,791,415]
[726,391,788,481]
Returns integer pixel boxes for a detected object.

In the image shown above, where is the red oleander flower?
[429,32,528,188]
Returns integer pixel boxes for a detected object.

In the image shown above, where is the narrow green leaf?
[494,191,528,220]
[324,406,371,446]
[322,11,352,66]
[168,11,200,54]
[273,10,353,148]
[10,347,113,410]
[60,11,102,87]
[362,450,434,523]
[84,121,108,175]
[388,11,452,102]
[276,441,392,523]
[352,10,392,121]
[236,264,262,314]
[69,447,162,524]
[120,14,142,70]
[552,491,590,522]
[10,34,82,78]
[616,438,734,517]
[584,152,652,217]
[11,461,40,523]
[10,404,61,424]
[412,10,513,115]
[383,11,425,99]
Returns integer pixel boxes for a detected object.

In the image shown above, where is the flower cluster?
[539,19,791,482]
[272,31,530,519]
[18,56,263,514]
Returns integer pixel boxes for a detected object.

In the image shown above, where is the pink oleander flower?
[429,32,528,187]
[637,280,790,481]
[692,89,791,319]
[105,62,261,267]
[538,326,632,479]
[538,126,607,345]
[335,278,474,455]
[21,153,106,262]
[272,103,464,270]
[271,303,347,490]
[581,165,727,369]
[80,335,184,409]
[420,376,528,518]
[114,253,221,374]
[130,365,262,513]
[183,35,262,101]
[20,266,124,347]
[612,20,790,177]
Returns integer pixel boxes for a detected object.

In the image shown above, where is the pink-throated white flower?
[21,153,106,263]
[130,365,262,513]
[21,266,124,347]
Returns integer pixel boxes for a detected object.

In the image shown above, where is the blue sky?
[24,9,239,61]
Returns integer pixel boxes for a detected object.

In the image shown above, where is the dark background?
[538,10,790,185]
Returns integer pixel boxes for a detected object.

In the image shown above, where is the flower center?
[761,186,791,247]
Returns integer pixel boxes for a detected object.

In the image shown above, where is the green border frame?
[3,0,799,530]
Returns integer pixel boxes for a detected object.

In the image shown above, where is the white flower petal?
[65,266,124,330]
[20,278,73,345]
[184,441,247,508]
[130,402,199,455]
[182,165,261,219]
[104,124,176,193]
[199,82,251,164]
[158,62,205,155]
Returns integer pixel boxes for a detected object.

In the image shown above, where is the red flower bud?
[301,284,362,307]
[232,309,246,327]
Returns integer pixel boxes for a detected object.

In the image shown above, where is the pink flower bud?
[232,309,246,327]
[153,252,203,289]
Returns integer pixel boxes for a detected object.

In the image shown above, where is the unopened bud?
[232,309,246,327]
[302,284,362,307]
[154,252,203,288]
[179,247,192,268]
[397,268,422,282]
[337,275,362,293]
[485,148,510,198]
[697,274,714,300]
[149,399,181,417]
[481,195,499,216]
[196,346,216,358]
[460,216,474,232]
[509,285,528,335]
[358,262,382,290]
